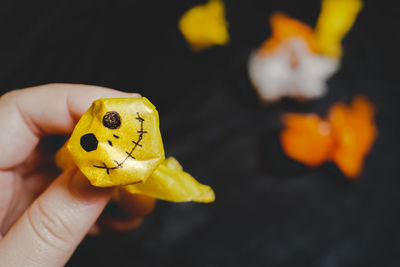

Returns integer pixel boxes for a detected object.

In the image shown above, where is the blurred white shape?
[248,38,339,102]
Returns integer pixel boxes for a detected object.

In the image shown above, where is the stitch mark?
[108,140,113,146]
[126,151,136,159]
[113,134,119,138]
[132,140,142,147]
[94,112,146,174]
[93,162,115,174]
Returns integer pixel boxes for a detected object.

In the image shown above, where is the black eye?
[103,111,121,129]
[80,133,98,152]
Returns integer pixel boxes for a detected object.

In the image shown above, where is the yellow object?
[315,0,363,58]
[56,97,215,203]
[179,0,229,51]
[63,97,164,187]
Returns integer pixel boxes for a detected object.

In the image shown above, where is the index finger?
[0,83,140,170]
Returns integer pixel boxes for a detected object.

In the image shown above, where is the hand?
[0,84,140,266]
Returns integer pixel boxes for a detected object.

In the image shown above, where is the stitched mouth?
[93,112,147,175]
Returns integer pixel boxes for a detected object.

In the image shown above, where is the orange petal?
[117,190,156,217]
[280,113,334,167]
[259,12,319,55]
[97,191,156,232]
[99,216,145,232]
[329,96,377,178]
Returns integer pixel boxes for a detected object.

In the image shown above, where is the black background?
[1,0,399,266]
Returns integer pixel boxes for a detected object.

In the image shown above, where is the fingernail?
[131,93,142,98]
[124,92,141,98]
[69,170,112,203]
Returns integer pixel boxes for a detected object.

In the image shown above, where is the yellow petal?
[178,0,229,51]
[55,139,75,170]
[315,0,363,58]
[124,157,215,203]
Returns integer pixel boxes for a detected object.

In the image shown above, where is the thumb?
[0,168,112,266]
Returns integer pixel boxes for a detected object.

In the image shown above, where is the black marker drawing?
[94,112,146,174]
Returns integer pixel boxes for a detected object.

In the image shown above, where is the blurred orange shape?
[117,191,156,217]
[280,114,334,167]
[329,96,377,178]
[98,192,156,232]
[259,12,318,55]
[280,96,377,178]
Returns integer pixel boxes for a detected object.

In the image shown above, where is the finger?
[0,171,19,230]
[15,135,67,177]
[0,167,59,234]
[0,83,140,170]
[0,168,112,266]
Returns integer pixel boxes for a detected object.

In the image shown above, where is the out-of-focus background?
[1,0,399,266]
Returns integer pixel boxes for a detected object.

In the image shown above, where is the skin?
[0,84,140,266]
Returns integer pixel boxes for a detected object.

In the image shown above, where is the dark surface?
[1,0,399,266]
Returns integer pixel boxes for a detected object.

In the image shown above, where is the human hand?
[0,84,140,266]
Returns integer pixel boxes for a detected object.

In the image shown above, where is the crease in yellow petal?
[55,140,75,170]
[179,0,229,51]
[124,157,215,203]
[315,0,363,58]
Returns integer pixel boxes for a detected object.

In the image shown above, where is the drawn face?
[67,97,165,187]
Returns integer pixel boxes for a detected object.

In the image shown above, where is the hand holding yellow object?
[56,97,215,203]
